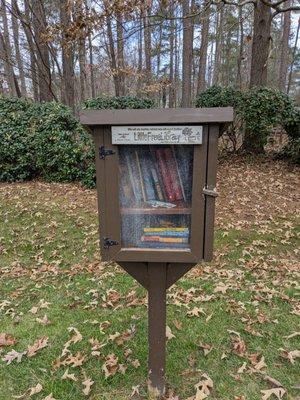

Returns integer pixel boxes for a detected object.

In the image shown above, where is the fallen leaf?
[237,362,247,374]
[131,385,140,397]
[36,315,51,326]
[42,395,57,400]
[261,387,286,400]
[173,319,182,330]
[199,342,213,356]
[27,337,49,357]
[2,349,26,364]
[187,307,206,317]
[131,359,140,368]
[82,377,94,396]
[61,368,77,381]
[264,375,283,388]
[283,332,300,339]
[0,333,16,347]
[14,383,43,399]
[102,354,119,378]
[166,326,176,340]
[279,348,300,364]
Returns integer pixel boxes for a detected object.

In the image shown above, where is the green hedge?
[0,96,154,188]
[196,85,300,159]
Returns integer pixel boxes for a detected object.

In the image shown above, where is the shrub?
[196,86,300,158]
[84,95,155,110]
[0,97,37,181]
[0,97,90,184]
[195,85,241,108]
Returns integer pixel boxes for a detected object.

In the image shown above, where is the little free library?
[80,107,233,397]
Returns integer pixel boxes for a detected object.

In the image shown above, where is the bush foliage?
[0,95,154,187]
[196,85,300,160]
[84,95,154,110]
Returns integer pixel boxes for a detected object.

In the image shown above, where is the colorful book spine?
[139,150,156,200]
[156,148,176,202]
[150,167,164,201]
[143,227,188,232]
[125,151,143,203]
[135,150,146,202]
[141,236,188,244]
[138,242,189,249]
[143,231,189,238]
[172,146,186,202]
[163,148,183,201]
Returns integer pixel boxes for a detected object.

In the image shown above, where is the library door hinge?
[99,146,116,159]
[103,237,119,249]
[203,187,218,198]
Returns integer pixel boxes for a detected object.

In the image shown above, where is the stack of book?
[139,227,189,248]
[120,146,192,207]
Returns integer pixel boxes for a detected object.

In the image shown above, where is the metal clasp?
[103,237,119,249]
[203,187,218,198]
[99,146,116,159]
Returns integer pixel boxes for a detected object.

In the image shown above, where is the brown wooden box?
[80,108,233,264]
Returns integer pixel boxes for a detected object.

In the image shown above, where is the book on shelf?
[120,145,191,209]
[141,235,188,244]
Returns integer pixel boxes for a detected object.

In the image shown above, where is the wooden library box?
[80,108,233,265]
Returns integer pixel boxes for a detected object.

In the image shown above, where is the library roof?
[80,107,234,126]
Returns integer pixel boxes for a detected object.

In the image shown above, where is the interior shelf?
[121,204,192,215]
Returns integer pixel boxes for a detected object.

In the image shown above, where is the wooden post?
[148,263,167,397]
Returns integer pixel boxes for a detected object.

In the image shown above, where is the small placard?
[112,125,202,145]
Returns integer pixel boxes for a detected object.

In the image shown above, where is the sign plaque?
[112,125,203,145]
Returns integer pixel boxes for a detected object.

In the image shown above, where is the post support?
[147,263,167,398]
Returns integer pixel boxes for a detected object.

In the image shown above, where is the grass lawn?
[0,159,299,400]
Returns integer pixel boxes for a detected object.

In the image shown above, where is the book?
[156,148,176,202]
[125,149,144,203]
[135,150,146,201]
[141,235,188,243]
[137,242,189,249]
[172,146,186,202]
[163,147,183,201]
[143,230,189,238]
[139,149,156,200]
[143,227,188,232]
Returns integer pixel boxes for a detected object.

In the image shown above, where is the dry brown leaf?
[61,368,77,381]
[131,385,140,397]
[199,343,213,356]
[279,348,300,364]
[237,362,247,374]
[261,388,286,400]
[214,282,230,294]
[82,377,94,396]
[14,383,43,399]
[187,307,206,318]
[194,373,213,400]
[65,351,86,368]
[0,333,16,347]
[42,395,57,400]
[253,356,267,371]
[36,315,51,326]
[102,354,119,378]
[131,358,140,369]
[264,375,283,388]
[166,326,176,340]
[27,337,49,357]
[2,349,26,364]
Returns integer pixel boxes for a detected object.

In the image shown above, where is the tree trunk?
[197,0,210,94]
[287,18,300,94]
[137,10,143,93]
[106,14,120,96]
[143,4,152,87]
[249,0,272,88]
[169,0,175,107]
[60,0,75,111]
[181,0,193,107]
[278,1,291,92]
[236,6,244,89]
[116,12,125,96]
[11,0,26,96]
[213,5,224,85]
[31,0,54,101]
[0,0,17,96]
[23,0,39,101]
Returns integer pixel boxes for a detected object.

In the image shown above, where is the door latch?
[99,146,116,159]
[103,237,119,249]
[203,187,218,198]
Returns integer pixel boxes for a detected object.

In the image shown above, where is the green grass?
[0,184,299,399]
